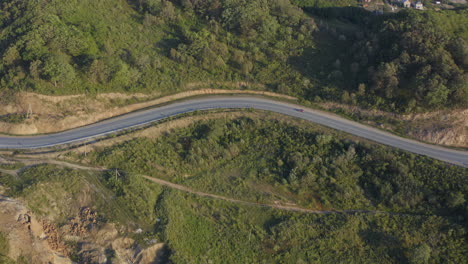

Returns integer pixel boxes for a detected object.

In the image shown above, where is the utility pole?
[115,169,120,181]
[83,145,88,158]
[26,103,33,119]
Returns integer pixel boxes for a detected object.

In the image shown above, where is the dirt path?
[0,157,406,215]
[141,175,379,215]
[0,156,105,172]
[0,168,17,176]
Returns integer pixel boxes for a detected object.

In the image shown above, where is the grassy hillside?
[161,189,466,263]
[1,163,466,263]
[0,0,466,112]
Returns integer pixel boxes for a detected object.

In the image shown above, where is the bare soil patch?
[0,179,166,264]
[0,191,72,263]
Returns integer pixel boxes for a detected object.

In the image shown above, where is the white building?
[401,0,411,8]
[414,1,424,9]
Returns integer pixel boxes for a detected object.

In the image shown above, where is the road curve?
[0,96,467,167]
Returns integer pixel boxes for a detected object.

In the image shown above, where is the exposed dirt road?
[0,157,421,216]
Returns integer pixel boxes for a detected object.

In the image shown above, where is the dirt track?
[1,156,410,215]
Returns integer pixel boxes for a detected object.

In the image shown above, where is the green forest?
[1,116,466,263]
[0,0,466,111]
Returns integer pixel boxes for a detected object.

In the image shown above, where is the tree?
[28,60,41,79]
[161,1,176,21]
[241,60,253,75]
[41,53,75,86]
[373,63,399,99]
[88,59,111,84]
[111,61,141,89]
[140,0,162,14]
[448,38,467,68]
[231,49,246,69]
[341,91,351,103]
[447,192,465,208]
[408,244,431,264]
[424,78,449,107]
[180,0,193,11]
[2,46,20,66]
[357,83,366,96]
[21,32,48,61]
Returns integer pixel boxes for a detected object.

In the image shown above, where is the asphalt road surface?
[1,96,467,167]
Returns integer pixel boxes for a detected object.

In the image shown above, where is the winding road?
[0,96,467,167]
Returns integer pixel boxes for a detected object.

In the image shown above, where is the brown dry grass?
[14,110,332,162]
[0,86,296,135]
[69,111,310,156]
[1,84,465,147]
[318,102,468,147]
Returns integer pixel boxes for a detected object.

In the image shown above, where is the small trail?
[0,156,415,216]
[0,168,17,177]
[141,175,380,215]
[1,156,106,172]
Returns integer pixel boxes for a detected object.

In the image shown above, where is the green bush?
[0,232,9,256]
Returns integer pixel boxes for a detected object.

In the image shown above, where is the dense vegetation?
[89,117,468,216]
[0,0,466,112]
[81,116,468,263]
[345,9,468,111]
[300,6,468,111]
[0,0,318,95]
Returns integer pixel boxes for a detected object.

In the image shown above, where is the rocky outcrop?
[0,192,166,264]
[0,193,72,263]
